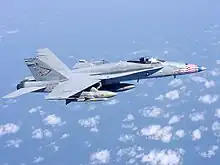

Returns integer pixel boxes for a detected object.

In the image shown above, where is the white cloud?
[78,115,100,132]
[168,79,183,88]
[191,76,215,88]
[168,115,183,125]
[104,99,119,105]
[29,106,42,113]
[217,60,220,65]
[199,94,218,104]
[140,125,173,143]
[200,145,219,158]
[52,145,60,152]
[191,76,207,83]
[215,109,220,118]
[32,128,52,139]
[164,50,169,54]
[44,129,52,137]
[204,80,215,88]
[121,122,138,130]
[189,112,205,122]
[89,104,96,111]
[139,106,167,118]
[117,146,143,161]
[210,69,220,76]
[60,133,70,140]
[4,139,22,148]
[43,114,65,126]
[212,121,220,137]
[32,129,43,139]
[118,134,135,143]
[123,114,135,122]
[192,129,202,141]
[155,95,164,101]
[199,126,208,132]
[6,29,19,34]
[165,90,180,100]
[0,123,20,136]
[141,148,184,165]
[33,156,44,164]
[84,141,92,148]
[90,150,110,164]
[175,130,185,139]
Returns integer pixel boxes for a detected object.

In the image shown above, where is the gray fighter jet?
[3,48,206,104]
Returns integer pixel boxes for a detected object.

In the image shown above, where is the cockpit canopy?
[127,57,165,64]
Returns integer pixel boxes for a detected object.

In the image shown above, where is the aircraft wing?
[3,86,46,99]
[45,74,100,100]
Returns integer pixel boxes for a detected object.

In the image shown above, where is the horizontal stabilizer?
[2,86,46,99]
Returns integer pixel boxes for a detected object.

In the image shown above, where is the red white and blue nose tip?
[198,66,206,72]
[185,64,206,73]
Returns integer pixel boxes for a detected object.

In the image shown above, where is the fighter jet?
[3,48,206,104]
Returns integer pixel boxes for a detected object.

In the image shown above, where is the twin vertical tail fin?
[24,48,72,81]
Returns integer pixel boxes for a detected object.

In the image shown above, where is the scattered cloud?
[191,76,207,83]
[118,134,135,143]
[89,104,96,111]
[215,109,220,118]
[168,115,184,125]
[192,129,202,141]
[204,80,215,88]
[32,129,43,139]
[121,122,137,130]
[212,121,220,137]
[139,106,168,118]
[60,133,70,140]
[200,145,219,158]
[0,123,20,136]
[44,129,52,137]
[123,114,135,122]
[43,114,66,126]
[4,139,22,148]
[32,128,52,139]
[175,130,185,139]
[29,106,42,113]
[191,76,215,88]
[210,68,220,76]
[165,90,180,100]
[164,50,169,55]
[84,141,92,148]
[78,115,100,132]
[90,150,110,164]
[168,79,183,88]
[141,148,185,165]
[189,112,205,122]
[140,125,173,143]
[6,29,19,34]
[198,94,218,104]
[155,95,164,101]
[116,146,143,163]
[104,99,119,105]
[33,156,44,164]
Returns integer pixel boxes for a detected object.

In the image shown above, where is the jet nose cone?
[198,66,207,72]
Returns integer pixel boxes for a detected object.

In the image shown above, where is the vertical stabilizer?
[24,48,72,81]
[24,58,67,81]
